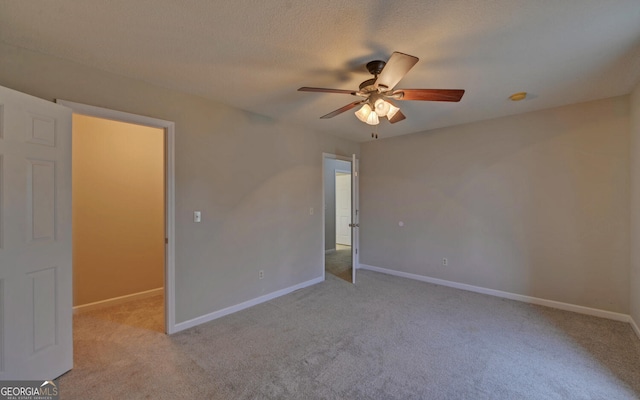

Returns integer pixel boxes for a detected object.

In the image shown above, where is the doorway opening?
[323,154,357,283]
[327,170,352,282]
[57,99,176,334]
[72,114,165,331]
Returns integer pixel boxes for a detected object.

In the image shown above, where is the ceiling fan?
[298,52,465,125]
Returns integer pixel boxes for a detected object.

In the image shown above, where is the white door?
[351,154,359,284]
[0,85,73,379]
[335,173,351,246]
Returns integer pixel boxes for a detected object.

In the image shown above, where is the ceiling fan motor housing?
[366,60,386,76]
[360,60,389,92]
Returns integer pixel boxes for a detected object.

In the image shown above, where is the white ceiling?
[1,0,640,142]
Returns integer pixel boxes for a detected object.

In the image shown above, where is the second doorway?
[324,158,353,282]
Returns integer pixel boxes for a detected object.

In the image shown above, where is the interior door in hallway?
[0,85,73,379]
[335,172,351,246]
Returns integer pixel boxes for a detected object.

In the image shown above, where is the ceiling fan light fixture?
[354,103,372,122]
[374,98,391,117]
[386,103,400,120]
[355,104,379,125]
[366,111,379,125]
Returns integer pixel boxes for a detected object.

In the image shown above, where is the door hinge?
[165,238,168,244]
[356,248,358,254]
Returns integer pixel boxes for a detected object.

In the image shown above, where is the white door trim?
[321,152,355,282]
[55,100,177,334]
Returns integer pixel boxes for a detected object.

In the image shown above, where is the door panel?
[30,267,58,353]
[0,85,72,379]
[27,159,56,241]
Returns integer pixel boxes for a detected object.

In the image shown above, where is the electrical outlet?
[442,258,448,266]
[259,270,264,280]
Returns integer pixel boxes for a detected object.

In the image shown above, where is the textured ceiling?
[1,0,640,142]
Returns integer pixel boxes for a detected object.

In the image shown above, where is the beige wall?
[72,114,164,306]
[0,43,360,323]
[630,82,640,324]
[360,97,630,313]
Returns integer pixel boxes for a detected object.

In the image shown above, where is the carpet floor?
[59,270,640,399]
[325,244,352,282]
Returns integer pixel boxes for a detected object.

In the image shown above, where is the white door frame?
[56,100,177,334]
[322,152,358,282]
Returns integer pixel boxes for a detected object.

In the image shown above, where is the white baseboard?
[74,287,164,314]
[325,248,336,254]
[631,317,640,340]
[359,264,630,323]
[173,276,324,333]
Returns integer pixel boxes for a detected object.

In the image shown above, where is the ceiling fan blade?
[388,110,406,124]
[375,52,419,90]
[320,101,365,119]
[298,87,357,95]
[394,89,465,102]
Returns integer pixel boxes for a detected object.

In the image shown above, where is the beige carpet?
[59,271,640,399]
[325,244,352,282]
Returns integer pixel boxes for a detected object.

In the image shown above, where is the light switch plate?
[194,211,202,223]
